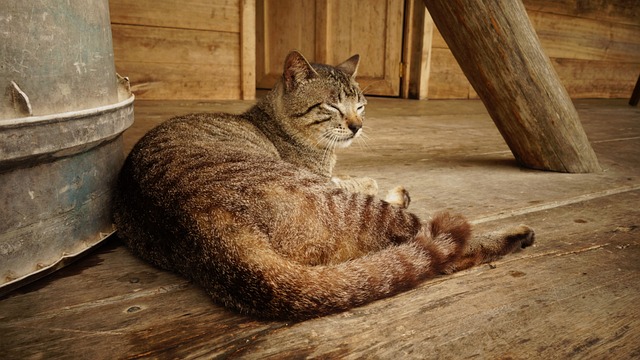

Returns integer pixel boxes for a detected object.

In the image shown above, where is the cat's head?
[271,51,367,150]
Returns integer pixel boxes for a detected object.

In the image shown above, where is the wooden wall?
[109,0,638,101]
[427,0,640,99]
[109,0,255,101]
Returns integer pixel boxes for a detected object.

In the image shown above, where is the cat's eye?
[325,104,343,115]
[357,105,365,114]
[311,116,332,125]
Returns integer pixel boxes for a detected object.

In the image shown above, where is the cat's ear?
[336,54,360,78]
[283,51,318,92]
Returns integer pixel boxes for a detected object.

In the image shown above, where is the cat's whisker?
[353,126,372,150]
[360,80,386,93]
[355,134,371,151]
[359,126,372,139]
[318,130,338,165]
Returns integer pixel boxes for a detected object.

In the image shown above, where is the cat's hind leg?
[417,211,534,274]
[447,223,535,273]
[470,224,535,261]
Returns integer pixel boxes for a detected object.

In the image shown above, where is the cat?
[113,51,535,320]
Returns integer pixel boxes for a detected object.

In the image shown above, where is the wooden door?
[256,0,404,97]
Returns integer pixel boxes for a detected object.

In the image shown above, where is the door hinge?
[399,62,404,78]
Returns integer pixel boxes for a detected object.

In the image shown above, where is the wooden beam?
[401,0,433,99]
[240,0,256,100]
[630,74,640,106]
[422,0,601,173]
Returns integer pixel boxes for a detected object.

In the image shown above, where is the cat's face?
[276,51,367,150]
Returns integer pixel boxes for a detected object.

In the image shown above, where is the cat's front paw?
[331,176,379,196]
[358,177,380,196]
[384,186,411,209]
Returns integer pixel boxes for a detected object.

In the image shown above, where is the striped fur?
[113,51,534,319]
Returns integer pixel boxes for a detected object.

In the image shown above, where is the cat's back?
[119,111,284,208]
[131,112,277,162]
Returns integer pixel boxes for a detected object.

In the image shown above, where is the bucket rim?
[0,95,134,129]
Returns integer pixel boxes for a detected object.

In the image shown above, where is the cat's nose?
[348,123,361,135]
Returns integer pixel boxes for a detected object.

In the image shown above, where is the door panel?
[256,0,404,97]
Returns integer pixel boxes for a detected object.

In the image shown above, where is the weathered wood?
[430,9,640,63]
[426,0,640,100]
[630,74,640,106]
[109,0,241,33]
[241,0,256,100]
[401,0,433,99]
[527,12,640,62]
[109,0,253,101]
[2,187,638,359]
[522,0,640,27]
[423,0,601,173]
[428,41,639,99]
[1,98,639,359]
[111,25,241,100]
[427,48,477,99]
[552,58,640,99]
[255,0,404,96]
[234,192,640,359]
[255,0,317,88]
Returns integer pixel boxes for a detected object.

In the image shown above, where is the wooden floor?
[1,98,639,359]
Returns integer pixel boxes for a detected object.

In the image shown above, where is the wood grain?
[2,184,638,359]
[426,0,640,99]
[1,98,638,358]
[255,0,404,97]
[109,0,241,33]
[109,0,251,100]
[112,24,241,100]
[424,0,601,173]
[522,0,640,26]
[401,0,433,99]
[428,44,638,99]
[553,58,640,99]
[427,48,476,100]
[431,10,640,62]
[241,0,256,100]
[528,10,640,62]
[107,0,638,101]
[255,0,317,89]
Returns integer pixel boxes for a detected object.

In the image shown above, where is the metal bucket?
[0,0,134,293]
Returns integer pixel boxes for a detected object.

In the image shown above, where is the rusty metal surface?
[0,0,134,292]
[0,96,134,291]
[0,0,118,119]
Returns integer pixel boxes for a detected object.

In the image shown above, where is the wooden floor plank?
[2,187,631,359]
[206,190,640,359]
[1,99,638,359]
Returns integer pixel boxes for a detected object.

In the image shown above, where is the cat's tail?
[196,212,533,320]
[203,231,435,320]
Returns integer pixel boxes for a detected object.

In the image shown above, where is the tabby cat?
[113,51,534,320]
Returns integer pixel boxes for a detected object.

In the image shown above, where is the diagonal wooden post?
[423,0,601,173]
